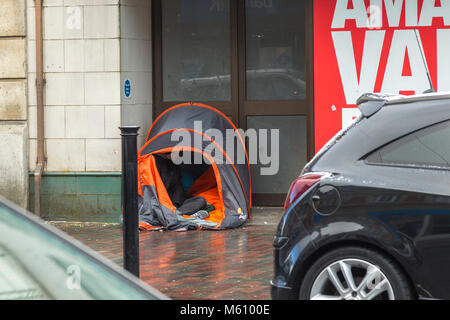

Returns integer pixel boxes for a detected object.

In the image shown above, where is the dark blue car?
[272,92,450,300]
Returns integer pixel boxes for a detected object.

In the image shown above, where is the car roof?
[309,92,450,173]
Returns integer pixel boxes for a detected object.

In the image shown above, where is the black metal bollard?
[120,126,140,277]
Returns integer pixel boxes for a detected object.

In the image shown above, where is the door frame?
[151,0,315,206]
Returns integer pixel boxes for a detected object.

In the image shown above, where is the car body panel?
[273,178,450,299]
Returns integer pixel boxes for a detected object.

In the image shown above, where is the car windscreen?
[0,203,158,300]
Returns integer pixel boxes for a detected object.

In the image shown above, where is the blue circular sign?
[124,79,131,98]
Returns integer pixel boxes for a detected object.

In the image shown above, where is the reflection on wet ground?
[54,207,283,300]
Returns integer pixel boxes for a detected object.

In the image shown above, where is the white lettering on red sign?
[313,0,450,151]
[331,0,450,104]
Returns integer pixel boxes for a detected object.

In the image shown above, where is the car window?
[0,203,160,300]
[366,120,450,169]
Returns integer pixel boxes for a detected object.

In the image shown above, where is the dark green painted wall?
[29,173,121,223]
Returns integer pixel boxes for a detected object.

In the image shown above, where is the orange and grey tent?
[137,103,251,231]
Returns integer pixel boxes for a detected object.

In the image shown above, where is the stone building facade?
[0,0,153,222]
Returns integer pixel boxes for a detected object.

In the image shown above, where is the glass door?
[154,0,238,120]
[153,0,313,205]
[239,0,314,205]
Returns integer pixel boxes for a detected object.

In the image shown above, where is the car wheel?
[298,246,414,300]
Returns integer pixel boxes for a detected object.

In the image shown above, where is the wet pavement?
[53,207,283,300]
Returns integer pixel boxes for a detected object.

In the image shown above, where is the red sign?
[314,0,450,152]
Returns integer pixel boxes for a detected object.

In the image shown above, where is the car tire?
[298,246,415,300]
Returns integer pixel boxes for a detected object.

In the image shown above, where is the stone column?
[0,0,28,208]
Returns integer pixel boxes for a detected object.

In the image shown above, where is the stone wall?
[24,0,153,221]
[0,0,28,207]
[27,0,122,174]
[120,0,153,148]
[0,0,153,219]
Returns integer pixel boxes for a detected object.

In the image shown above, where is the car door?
[364,119,450,299]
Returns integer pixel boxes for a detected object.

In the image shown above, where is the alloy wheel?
[309,258,395,300]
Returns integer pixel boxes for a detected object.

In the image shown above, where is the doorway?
[152,0,314,205]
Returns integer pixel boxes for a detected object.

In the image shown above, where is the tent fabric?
[142,103,252,206]
[137,103,252,231]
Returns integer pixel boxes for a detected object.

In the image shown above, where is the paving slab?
[53,207,284,300]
